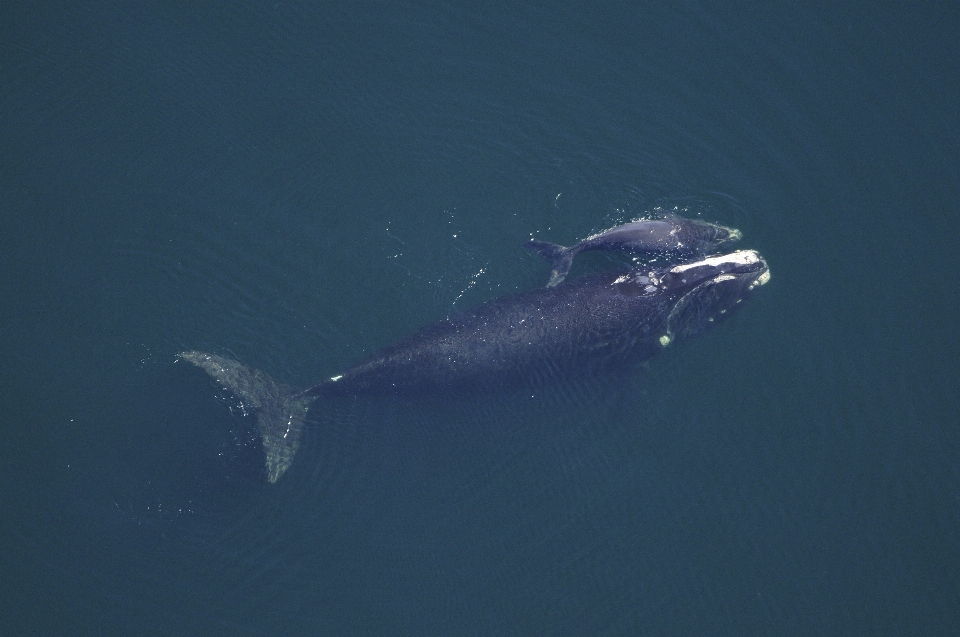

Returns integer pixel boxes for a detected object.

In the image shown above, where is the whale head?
[656,250,770,342]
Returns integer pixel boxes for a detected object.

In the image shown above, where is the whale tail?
[524,239,576,287]
[179,351,312,483]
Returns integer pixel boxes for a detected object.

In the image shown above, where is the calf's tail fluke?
[524,239,576,287]
[179,351,312,483]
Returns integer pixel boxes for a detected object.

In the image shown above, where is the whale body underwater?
[181,248,770,482]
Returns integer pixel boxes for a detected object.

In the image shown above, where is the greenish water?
[2,2,958,634]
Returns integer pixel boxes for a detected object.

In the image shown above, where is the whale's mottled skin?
[525,217,742,287]
[181,249,769,482]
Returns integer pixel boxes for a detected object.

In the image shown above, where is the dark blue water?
[2,2,958,634]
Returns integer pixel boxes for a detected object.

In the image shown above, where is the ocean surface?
[2,2,958,635]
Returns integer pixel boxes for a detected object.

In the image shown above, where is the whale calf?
[525,217,742,287]
[181,249,769,482]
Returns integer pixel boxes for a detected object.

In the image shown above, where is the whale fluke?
[524,239,576,287]
[179,351,311,483]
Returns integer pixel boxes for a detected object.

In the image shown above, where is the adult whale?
[181,249,769,482]
[525,217,742,287]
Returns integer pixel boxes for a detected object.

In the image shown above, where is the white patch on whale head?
[749,270,771,290]
[669,249,761,274]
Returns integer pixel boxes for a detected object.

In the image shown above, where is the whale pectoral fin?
[179,351,312,483]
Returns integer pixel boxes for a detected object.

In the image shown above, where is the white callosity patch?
[610,272,660,295]
[751,270,771,289]
[669,249,762,274]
